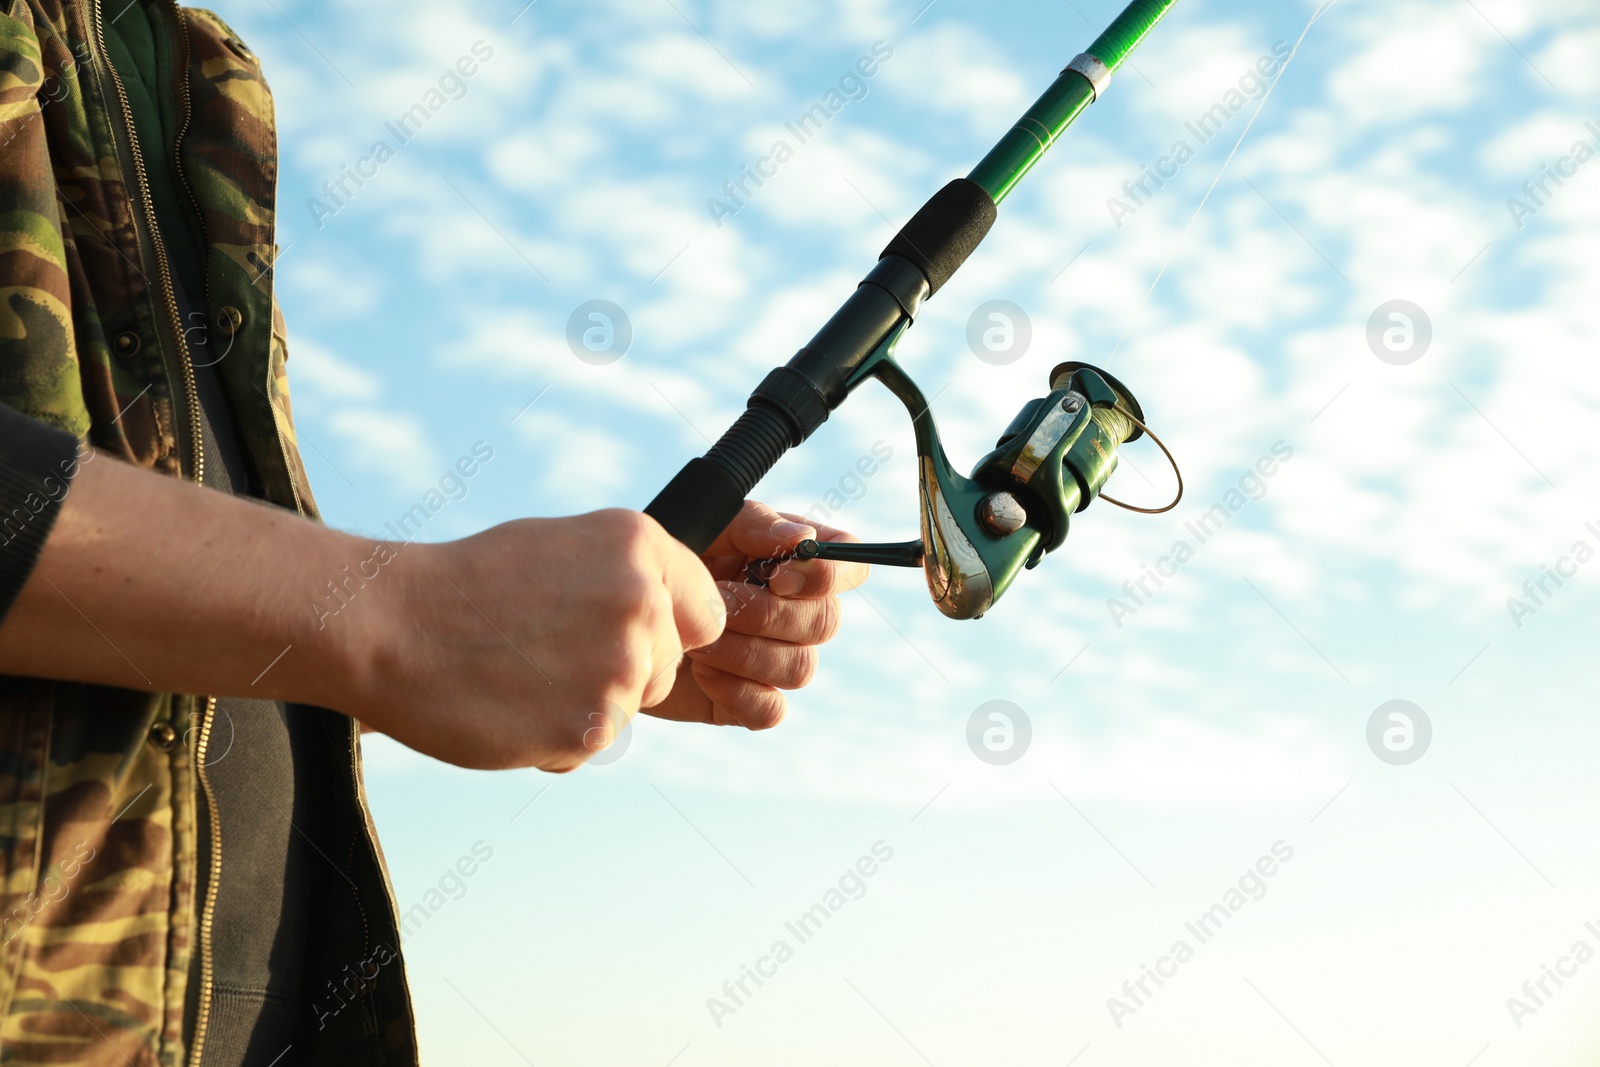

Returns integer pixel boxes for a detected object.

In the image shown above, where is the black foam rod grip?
[645,458,748,555]
[879,178,997,296]
[649,401,795,553]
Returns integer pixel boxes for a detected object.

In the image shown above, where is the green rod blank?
[967,0,1179,203]
[1089,0,1179,72]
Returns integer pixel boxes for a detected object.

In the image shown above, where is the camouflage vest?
[0,1,418,1062]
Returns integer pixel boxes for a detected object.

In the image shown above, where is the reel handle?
[796,539,924,568]
[741,539,923,589]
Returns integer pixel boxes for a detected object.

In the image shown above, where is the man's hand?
[0,455,863,774]
[646,501,868,731]
[347,509,728,772]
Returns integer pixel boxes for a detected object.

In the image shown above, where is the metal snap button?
[148,721,177,751]
[216,306,244,334]
[114,332,141,358]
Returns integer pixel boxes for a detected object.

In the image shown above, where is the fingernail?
[774,520,816,543]
[770,567,806,597]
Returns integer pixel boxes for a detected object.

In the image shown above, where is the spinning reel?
[645,0,1185,619]
[790,355,1176,619]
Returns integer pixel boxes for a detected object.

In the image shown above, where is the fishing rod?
[646,0,1183,620]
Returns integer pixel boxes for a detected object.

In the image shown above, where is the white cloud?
[1476,108,1597,178]
[614,32,760,101]
[1326,2,1492,127]
[1126,19,1287,130]
[877,22,1029,136]
[327,408,444,492]
[484,125,608,195]
[281,336,384,401]
[1536,22,1600,96]
[513,408,642,511]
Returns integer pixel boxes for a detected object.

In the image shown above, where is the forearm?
[0,451,728,772]
[0,433,867,774]
[0,452,383,710]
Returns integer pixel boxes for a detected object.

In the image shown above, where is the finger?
[579,699,634,756]
[704,500,815,562]
[638,590,686,709]
[647,515,727,651]
[715,583,841,645]
[689,660,788,730]
[636,655,681,713]
[685,633,818,690]
[766,512,869,597]
[638,659,711,724]
[766,558,868,599]
[777,511,859,548]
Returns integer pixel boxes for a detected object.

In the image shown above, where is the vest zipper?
[189,697,223,1067]
[88,0,205,487]
[85,2,216,1060]
[158,18,224,1063]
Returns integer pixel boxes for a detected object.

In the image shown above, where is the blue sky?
[225,0,1600,1062]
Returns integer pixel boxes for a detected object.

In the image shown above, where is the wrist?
[284,530,418,725]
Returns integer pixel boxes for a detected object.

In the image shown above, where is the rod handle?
[645,404,794,554]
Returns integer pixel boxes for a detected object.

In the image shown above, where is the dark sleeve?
[0,403,80,622]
